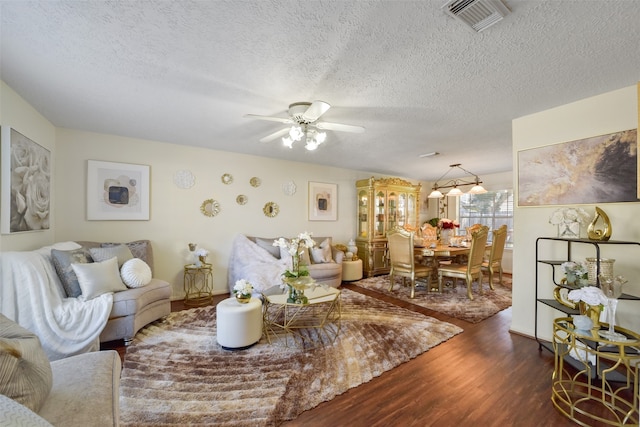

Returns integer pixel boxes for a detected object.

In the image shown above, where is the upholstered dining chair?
[387,227,434,298]
[481,224,508,289]
[437,225,489,300]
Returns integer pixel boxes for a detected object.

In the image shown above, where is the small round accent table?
[216,297,262,350]
[342,259,363,282]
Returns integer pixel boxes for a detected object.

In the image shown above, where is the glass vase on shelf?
[598,274,628,341]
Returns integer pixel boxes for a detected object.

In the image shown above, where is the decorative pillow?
[101,240,154,273]
[0,394,53,426]
[51,247,93,298]
[71,257,127,300]
[89,244,133,268]
[0,314,53,413]
[255,237,281,259]
[120,258,153,288]
[311,238,333,264]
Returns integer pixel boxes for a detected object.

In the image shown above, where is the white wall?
[54,128,437,298]
[511,84,639,339]
[0,82,56,251]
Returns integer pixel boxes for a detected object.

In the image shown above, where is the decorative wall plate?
[250,177,261,187]
[282,180,296,196]
[221,173,233,185]
[236,194,248,205]
[200,199,221,217]
[263,202,279,217]
[173,170,195,189]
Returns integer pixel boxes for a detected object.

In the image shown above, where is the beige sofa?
[77,240,171,344]
[1,315,121,427]
[228,234,344,295]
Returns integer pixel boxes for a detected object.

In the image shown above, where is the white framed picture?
[1,127,51,234]
[87,160,150,220]
[308,181,337,221]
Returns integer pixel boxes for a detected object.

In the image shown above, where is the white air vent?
[442,0,510,32]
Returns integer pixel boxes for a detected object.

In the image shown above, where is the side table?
[183,263,213,306]
[552,317,640,426]
[342,259,363,281]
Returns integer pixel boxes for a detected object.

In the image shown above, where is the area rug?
[351,275,512,323]
[119,288,462,426]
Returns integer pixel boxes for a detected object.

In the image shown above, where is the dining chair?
[437,225,489,300]
[387,227,434,298]
[481,224,508,289]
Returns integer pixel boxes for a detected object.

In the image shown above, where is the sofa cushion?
[0,314,53,413]
[89,244,133,268]
[311,238,333,263]
[109,279,172,318]
[0,394,53,426]
[71,257,127,300]
[51,247,93,298]
[255,237,280,259]
[120,258,152,288]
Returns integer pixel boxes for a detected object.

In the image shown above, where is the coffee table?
[262,286,341,349]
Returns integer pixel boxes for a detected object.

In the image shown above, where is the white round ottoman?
[342,259,363,281]
[216,297,262,350]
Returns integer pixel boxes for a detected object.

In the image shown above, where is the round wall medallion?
[250,177,261,187]
[173,170,195,189]
[263,202,279,217]
[282,180,296,196]
[236,194,248,205]
[221,173,233,185]
[200,199,221,217]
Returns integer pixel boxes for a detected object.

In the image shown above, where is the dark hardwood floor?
[103,277,584,426]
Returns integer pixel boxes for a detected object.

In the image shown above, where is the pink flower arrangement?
[438,218,460,229]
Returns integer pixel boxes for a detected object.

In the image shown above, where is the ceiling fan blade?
[316,121,365,133]
[301,100,331,122]
[259,127,290,143]
[244,114,293,125]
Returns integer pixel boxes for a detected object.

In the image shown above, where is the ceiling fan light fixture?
[289,125,304,141]
[282,136,294,148]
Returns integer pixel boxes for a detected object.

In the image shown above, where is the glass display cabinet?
[356,177,421,277]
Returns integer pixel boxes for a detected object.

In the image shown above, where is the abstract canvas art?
[1,127,51,233]
[518,129,638,206]
[308,181,337,221]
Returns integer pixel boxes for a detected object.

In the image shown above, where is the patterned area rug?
[351,275,512,323]
[119,289,462,426]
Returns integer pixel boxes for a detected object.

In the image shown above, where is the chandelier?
[282,124,327,151]
[427,163,487,198]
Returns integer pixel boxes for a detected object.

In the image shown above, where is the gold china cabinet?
[356,177,421,277]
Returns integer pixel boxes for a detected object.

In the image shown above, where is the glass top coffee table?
[262,286,341,349]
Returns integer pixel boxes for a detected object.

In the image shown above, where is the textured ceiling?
[1,1,639,182]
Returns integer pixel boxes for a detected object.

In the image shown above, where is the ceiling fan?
[244,101,365,150]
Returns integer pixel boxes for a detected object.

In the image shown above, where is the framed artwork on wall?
[308,181,337,221]
[87,160,150,220]
[517,128,638,206]
[1,127,51,234]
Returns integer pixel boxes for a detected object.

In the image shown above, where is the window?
[458,189,513,248]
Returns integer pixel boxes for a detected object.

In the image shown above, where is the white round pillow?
[120,258,152,288]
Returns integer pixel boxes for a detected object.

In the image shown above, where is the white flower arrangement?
[561,261,588,286]
[568,286,607,308]
[195,248,209,258]
[233,279,253,297]
[549,207,591,226]
[273,232,316,279]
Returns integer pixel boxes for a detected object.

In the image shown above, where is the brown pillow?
[0,314,53,412]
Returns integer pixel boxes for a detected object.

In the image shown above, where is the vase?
[578,301,602,329]
[586,257,614,285]
[347,239,358,259]
[199,255,207,265]
[236,294,251,304]
[283,276,313,304]
[440,229,453,245]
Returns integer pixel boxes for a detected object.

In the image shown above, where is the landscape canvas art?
[1,127,51,234]
[518,128,638,206]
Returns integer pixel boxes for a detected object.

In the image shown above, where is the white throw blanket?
[227,234,290,295]
[0,242,113,361]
